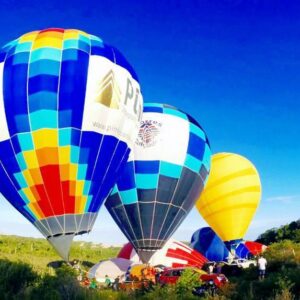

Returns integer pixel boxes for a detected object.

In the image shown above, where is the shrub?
[29,264,84,300]
[218,282,238,299]
[0,259,38,299]
[273,288,295,300]
[175,268,200,299]
[142,284,176,300]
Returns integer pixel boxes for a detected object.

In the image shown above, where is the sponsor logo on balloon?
[94,70,121,109]
[125,78,142,120]
[136,120,162,148]
[94,71,142,120]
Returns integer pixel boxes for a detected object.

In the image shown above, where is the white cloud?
[265,195,300,203]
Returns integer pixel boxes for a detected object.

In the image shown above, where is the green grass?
[0,234,299,299]
[0,235,120,273]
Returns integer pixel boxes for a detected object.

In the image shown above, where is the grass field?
[0,234,299,299]
[0,234,120,273]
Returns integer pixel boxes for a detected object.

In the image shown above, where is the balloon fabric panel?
[106,103,211,253]
[235,242,250,259]
[234,241,266,258]
[244,241,266,256]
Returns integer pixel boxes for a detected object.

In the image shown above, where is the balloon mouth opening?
[137,249,157,264]
[224,239,243,255]
[137,247,161,251]
[47,234,76,262]
[46,230,90,239]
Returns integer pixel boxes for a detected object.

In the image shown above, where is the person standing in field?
[257,255,267,280]
[104,275,112,288]
[208,263,215,274]
[113,276,120,291]
[216,262,223,274]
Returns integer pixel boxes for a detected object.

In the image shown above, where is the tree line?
[256,219,300,245]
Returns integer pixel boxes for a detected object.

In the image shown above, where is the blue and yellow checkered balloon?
[0,28,143,260]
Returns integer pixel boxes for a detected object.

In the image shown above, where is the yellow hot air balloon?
[195,153,261,251]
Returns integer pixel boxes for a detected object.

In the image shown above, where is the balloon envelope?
[0,28,142,260]
[236,241,267,258]
[195,153,261,250]
[118,238,207,268]
[190,227,232,262]
[245,241,267,256]
[106,103,211,262]
[235,242,251,259]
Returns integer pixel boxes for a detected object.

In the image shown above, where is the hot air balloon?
[118,239,208,268]
[106,103,211,262]
[236,241,267,259]
[190,227,232,262]
[0,28,142,260]
[195,153,261,253]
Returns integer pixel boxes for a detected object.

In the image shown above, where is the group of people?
[71,259,157,291]
[78,275,120,290]
[71,260,102,290]
[71,254,268,293]
[104,275,121,291]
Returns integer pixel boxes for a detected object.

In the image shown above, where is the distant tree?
[288,221,299,231]
[256,220,300,245]
[294,230,300,243]
[256,228,277,244]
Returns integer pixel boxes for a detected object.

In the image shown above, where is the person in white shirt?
[208,263,215,274]
[257,255,267,280]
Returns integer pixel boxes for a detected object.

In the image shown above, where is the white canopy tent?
[87,257,133,282]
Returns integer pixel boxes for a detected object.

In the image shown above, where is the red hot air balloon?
[118,238,207,268]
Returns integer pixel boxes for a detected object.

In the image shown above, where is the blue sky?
[0,0,299,245]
